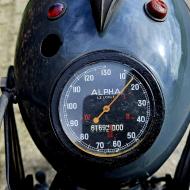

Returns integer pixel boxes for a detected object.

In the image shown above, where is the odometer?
[51,51,164,161]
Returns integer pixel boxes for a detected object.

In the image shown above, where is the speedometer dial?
[51,51,164,161]
[59,62,151,157]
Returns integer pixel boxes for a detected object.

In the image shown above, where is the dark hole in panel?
[41,34,62,57]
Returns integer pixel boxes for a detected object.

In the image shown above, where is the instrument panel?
[51,51,164,164]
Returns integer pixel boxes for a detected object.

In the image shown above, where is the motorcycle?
[0,0,190,189]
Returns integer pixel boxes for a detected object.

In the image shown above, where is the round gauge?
[51,51,164,161]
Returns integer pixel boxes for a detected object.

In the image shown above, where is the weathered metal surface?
[14,0,190,188]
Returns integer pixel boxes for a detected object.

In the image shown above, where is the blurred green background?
[0,0,189,189]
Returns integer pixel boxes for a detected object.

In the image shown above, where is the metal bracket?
[0,67,15,127]
[0,92,11,127]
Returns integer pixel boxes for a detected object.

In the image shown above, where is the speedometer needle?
[93,76,134,124]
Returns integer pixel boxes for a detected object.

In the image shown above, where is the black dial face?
[58,61,153,157]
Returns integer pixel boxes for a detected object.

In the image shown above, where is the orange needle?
[93,76,134,124]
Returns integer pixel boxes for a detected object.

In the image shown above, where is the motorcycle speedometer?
[51,50,164,164]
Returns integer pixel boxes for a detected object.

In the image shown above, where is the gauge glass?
[59,61,152,157]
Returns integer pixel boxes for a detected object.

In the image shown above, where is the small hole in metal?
[41,34,62,57]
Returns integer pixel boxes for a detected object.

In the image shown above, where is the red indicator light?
[84,114,91,121]
[145,0,168,21]
[107,125,113,139]
[126,113,134,121]
[48,3,66,20]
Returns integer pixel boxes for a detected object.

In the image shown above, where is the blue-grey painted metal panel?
[14,0,190,186]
